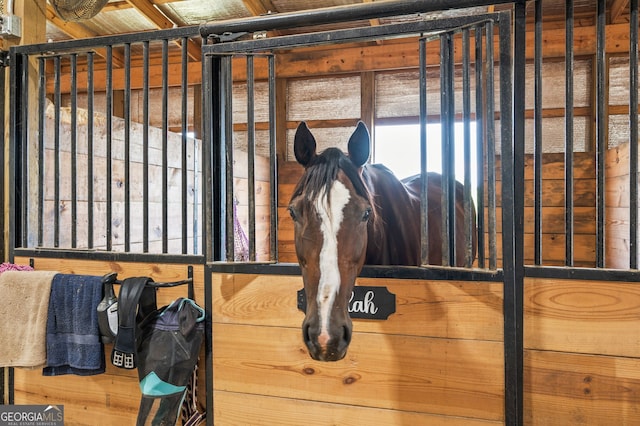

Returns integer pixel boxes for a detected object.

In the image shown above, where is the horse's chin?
[308,348,347,362]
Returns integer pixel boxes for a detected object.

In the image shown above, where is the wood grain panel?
[212,274,503,341]
[214,391,502,425]
[525,349,640,425]
[14,257,204,305]
[13,367,140,424]
[524,278,640,357]
[213,323,504,421]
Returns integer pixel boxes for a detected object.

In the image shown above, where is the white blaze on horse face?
[314,180,350,348]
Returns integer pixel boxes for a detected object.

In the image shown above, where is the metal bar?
[199,0,511,37]
[268,54,278,262]
[106,46,113,251]
[486,21,497,270]
[87,52,95,249]
[12,26,200,56]
[124,43,131,252]
[204,15,496,55]
[419,37,430,266]
[54,56,61,248]
[70,53,78,248]
[181,37,189,255]
[462,28,474,268]
[20,54,28,248]
[502,4,525,424]
[14,247,203,265]
[565,0,575,266]
[143,41,150,253]
[0,54,6,258]
[8,368,12,404]
[474,25,486,269]
[443,32,457,266]
[247,55,257,261]
[210,53,225,262]
[162,39,169,253]
[534,0,543,265]
[447,33,457,266]
[202,52,215,262]
[595,0,606,267]
[37,58,45,248]
[8,51,20,257]
[440,33,452,267]
[630,0,639,269]
[224,56,235,261]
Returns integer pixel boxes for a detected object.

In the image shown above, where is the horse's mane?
[292,148,370,202]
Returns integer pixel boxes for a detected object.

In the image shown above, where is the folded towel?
[0,270,58,368]
[43,274,105,376]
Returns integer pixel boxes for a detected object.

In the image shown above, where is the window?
[374,122,478,191]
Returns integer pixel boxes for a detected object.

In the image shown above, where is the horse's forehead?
[310,176,351,215]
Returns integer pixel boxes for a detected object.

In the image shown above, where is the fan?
[50,0,110,21]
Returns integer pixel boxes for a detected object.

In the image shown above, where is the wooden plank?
[213,323,504,421]
[212,273,503,341]
[494,179,596,208]
[505,206,596,235]
[525,349,640,424]
[14,257,204,305]
[13,367,140,424]
[524,277,640,357]
[214,391,501,425]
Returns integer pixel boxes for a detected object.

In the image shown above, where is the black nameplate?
[297,286,396,320]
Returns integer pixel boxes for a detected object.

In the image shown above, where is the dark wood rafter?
[125,0,201,61]
[610,0,629,23]
[45,3,126,67]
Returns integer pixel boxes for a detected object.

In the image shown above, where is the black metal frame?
[9,26,202,257]
[10,0,640,425]
[200,3,521,425]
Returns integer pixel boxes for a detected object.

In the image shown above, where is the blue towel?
[43,274,105,376]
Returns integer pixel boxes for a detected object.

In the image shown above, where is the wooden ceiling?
[44,1,636,43]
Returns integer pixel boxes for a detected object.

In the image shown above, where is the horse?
[288,121,477,361]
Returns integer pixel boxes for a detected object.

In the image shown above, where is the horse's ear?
[294,121,317,167]
[348,121,370,168]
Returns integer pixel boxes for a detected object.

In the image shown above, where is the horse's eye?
[288,206,298,221]
[362,207,372,222]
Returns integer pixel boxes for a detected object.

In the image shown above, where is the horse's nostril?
[303,323,312,344]
[342,325,351,344]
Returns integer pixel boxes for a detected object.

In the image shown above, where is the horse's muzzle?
[302,321,352,362]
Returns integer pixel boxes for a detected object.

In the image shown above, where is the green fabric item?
[140,371,186,396]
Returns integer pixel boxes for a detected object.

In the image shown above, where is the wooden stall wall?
[524,277,640,424]
[211,272,504,424]
[38,98,271,259]
[10,256,205,425]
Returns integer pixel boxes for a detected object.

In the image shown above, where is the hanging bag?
[136,298,205,426]
[111,277,205,426]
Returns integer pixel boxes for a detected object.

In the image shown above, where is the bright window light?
[374,122,478,190]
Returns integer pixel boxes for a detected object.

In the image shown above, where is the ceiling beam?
[125,0,173,29]
[46,3,99,40]
[242,0,278,16]
[46,3,125,67]
[610,0,629,23]
[104,0,176,12]
[124,0,201,60]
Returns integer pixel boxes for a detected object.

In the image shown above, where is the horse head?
[289,121,373,361]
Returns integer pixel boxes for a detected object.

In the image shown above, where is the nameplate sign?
[297,286,396,320]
